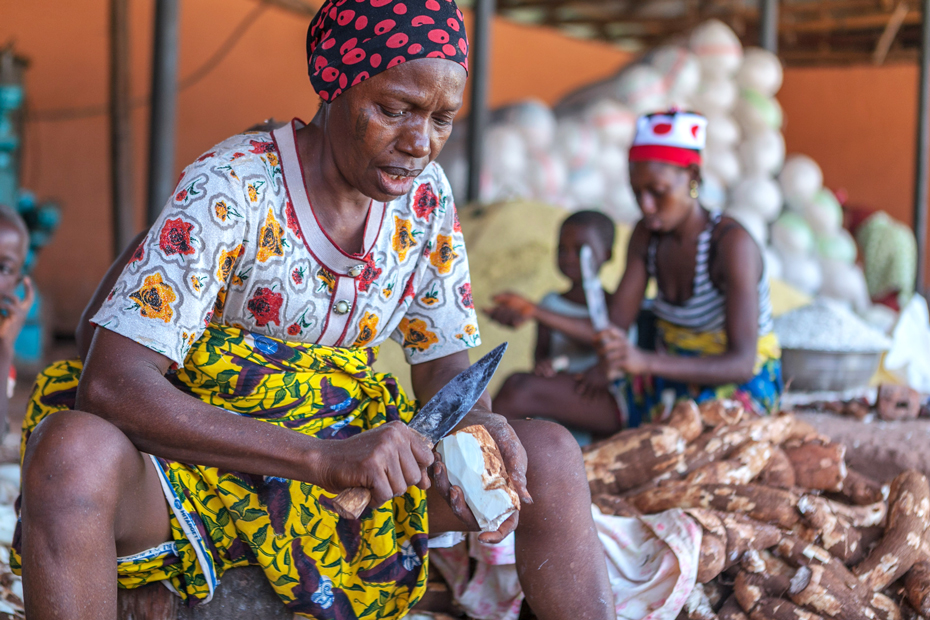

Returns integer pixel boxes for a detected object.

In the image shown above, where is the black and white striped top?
[647,211,774,336]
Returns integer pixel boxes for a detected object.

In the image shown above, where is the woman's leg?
[494,372,622,436]
[428,419,614,620]
[20,410,172,620]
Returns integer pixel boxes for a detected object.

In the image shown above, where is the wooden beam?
[915,0,930,291]
[780,9,921,33]
[873,1,910,64]
[147,0,180,225]
[467,0,495,204]
[109,0,135,258]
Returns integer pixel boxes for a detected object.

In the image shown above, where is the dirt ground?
[797,410,930,483]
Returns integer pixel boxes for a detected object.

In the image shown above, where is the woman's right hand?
[484,292,536,328]
[314,421,435,508]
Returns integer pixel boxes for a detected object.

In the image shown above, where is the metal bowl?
[781,348,883,393]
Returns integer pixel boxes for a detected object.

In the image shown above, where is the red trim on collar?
[289,122,385,260]
[629,144,702,168]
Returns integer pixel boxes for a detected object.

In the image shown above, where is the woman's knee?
[512,419,587,491]
[23,410,139,509]
[493,373,534,413]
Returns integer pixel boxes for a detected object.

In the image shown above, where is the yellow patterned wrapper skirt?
[11,325,430,619]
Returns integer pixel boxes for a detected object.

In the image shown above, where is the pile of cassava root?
[582,399,930,620]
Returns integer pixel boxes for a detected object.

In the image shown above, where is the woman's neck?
[669,201,708,243]
[296,121,371,216]
[563,282,586,304]
[294,119,372,253]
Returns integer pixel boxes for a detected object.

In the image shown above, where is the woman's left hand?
[431,410,531,544]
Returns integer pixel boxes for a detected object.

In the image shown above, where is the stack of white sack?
[436,17,871,313]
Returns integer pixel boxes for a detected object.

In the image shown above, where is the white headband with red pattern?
[629,110,707,167]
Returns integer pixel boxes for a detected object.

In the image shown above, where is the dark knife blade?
[408,341,508,445]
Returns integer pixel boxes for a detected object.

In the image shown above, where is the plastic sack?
[884,295,930,393]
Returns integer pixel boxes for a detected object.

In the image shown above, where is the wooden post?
[466,0,495,204]
[915,0,930,292]
[147,0,181,226]
[109,0,136,258]
[760,0,779,53]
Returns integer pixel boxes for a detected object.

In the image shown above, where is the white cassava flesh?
[437,425,521,532]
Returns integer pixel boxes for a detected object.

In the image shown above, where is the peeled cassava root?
[436,425,520,532]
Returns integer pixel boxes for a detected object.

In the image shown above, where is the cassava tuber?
[592,494,641,518]
[787,563,874,620]
[756,447,796,490]
[699,532,728,583]
[735,570,792,613]
[853,470,930,592]
[839,468,888,506]
[687,508,727,539]
[682,583,720,620]
[750,598,824,620]
[716,512,783,568]
[904,560,930,617]
[797,495,863,564]
[629,483,800,529]
[719,595,749,620]
[670,400,703,443]
[687,442,774,486]
[701,399,746,427]
[783,439,847,493]
[584,425,685,494]
[774,535,873,600]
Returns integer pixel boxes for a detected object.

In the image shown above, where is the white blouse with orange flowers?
[93,120,481,366]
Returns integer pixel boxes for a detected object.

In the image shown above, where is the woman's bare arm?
[78,328,433,507]
[607,221,651,331]
[533,323,552,365]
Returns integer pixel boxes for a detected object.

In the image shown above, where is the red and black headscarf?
[307,0,469,102]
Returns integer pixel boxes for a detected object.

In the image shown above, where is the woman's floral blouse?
[93,120,480,365]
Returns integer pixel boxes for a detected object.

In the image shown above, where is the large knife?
[580,244,629,427]
[333,342,508,519]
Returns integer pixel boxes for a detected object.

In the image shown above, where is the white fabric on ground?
[429,507,702,620]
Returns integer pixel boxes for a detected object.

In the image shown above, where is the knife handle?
[333,487,371,520]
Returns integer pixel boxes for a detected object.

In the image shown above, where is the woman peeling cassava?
[12,2,613,618]
[489,110,783,430]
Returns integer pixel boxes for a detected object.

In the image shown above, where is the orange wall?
[1,0,628,332]
[779,63,930,283]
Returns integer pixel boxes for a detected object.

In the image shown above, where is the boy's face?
[0,222,27,298]
[557,224,609,282]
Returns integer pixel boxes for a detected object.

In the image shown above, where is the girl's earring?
[690,181,699,199]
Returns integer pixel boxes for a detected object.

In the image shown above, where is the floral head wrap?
[306,0,470,102]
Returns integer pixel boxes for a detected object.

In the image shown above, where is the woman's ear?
[687,163,702,186]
